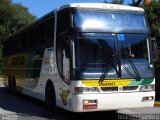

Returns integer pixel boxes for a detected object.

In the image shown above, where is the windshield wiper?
[122,44,141,81]
[99,52,118,84]
[126,56,141,81]
[98,40,119,84]
[121,65,137,78]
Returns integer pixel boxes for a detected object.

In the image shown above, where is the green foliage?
[142,1,160,37]
[0,0,36,74]
[12,3,36,31]
[0,0,36,41]
[142,1,160,68]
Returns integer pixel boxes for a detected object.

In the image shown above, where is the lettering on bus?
[99,82,115,87]
[12,56,25,65]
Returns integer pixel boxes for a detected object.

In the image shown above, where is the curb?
[154,102,160,107]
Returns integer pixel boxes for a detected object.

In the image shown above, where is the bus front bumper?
[71,91,155,112]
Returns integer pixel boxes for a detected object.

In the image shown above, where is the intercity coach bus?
[3,3,156,112]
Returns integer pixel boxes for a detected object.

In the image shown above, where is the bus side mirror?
[151,38,158,62]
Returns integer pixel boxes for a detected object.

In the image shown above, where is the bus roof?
[59,3,144,12]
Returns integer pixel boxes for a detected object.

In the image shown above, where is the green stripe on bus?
[129,78,154,86]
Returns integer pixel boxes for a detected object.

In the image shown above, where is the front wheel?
[45,84,56,112]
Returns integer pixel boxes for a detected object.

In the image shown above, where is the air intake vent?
[100,86,138,92]
[100,87,118,92]
[123,86,138,91]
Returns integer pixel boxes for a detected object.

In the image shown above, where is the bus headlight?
[139,85,155,91]
[74,87,100,94]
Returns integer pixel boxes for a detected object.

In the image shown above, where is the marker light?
[142,96,154,102]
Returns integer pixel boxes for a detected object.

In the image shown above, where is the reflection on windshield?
[75,33,149,68]
[75,33,116,68]
[73,10,148,30]
[120,34,148,59]
[75,33,153,79]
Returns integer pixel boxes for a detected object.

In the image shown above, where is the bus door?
[56,8,72,106]
[56,34,72,106]
[63,39,71,84]
[62,38,72,107]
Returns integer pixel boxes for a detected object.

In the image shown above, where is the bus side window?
[26,50,44,78]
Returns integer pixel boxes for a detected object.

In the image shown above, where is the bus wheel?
[45,84,56,112]
[11,76,17,95]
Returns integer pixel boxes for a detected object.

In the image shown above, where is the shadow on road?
[0,87,119,120]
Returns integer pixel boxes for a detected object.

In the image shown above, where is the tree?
[142,0,160,101]
[142,1,160,90]
[0,0,36,40]
[142,1,160,37]
[0,0,36,75]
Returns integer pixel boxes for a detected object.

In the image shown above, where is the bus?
[3,3,156,112]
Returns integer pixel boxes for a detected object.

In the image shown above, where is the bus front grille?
[100,86,139,92]
[123,86,139,91]
[100,87,118,92]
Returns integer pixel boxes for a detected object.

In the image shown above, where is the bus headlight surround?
[139,84,155,91]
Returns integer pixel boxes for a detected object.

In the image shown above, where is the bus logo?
[118,86,123,91]
[99,82,115,87]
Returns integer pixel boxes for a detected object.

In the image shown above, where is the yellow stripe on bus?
[82,79,132,87]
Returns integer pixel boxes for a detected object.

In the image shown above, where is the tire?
[45,84,57,112]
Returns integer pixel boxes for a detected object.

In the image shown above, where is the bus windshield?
[74,33,153,79]
[73,10,148,31]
